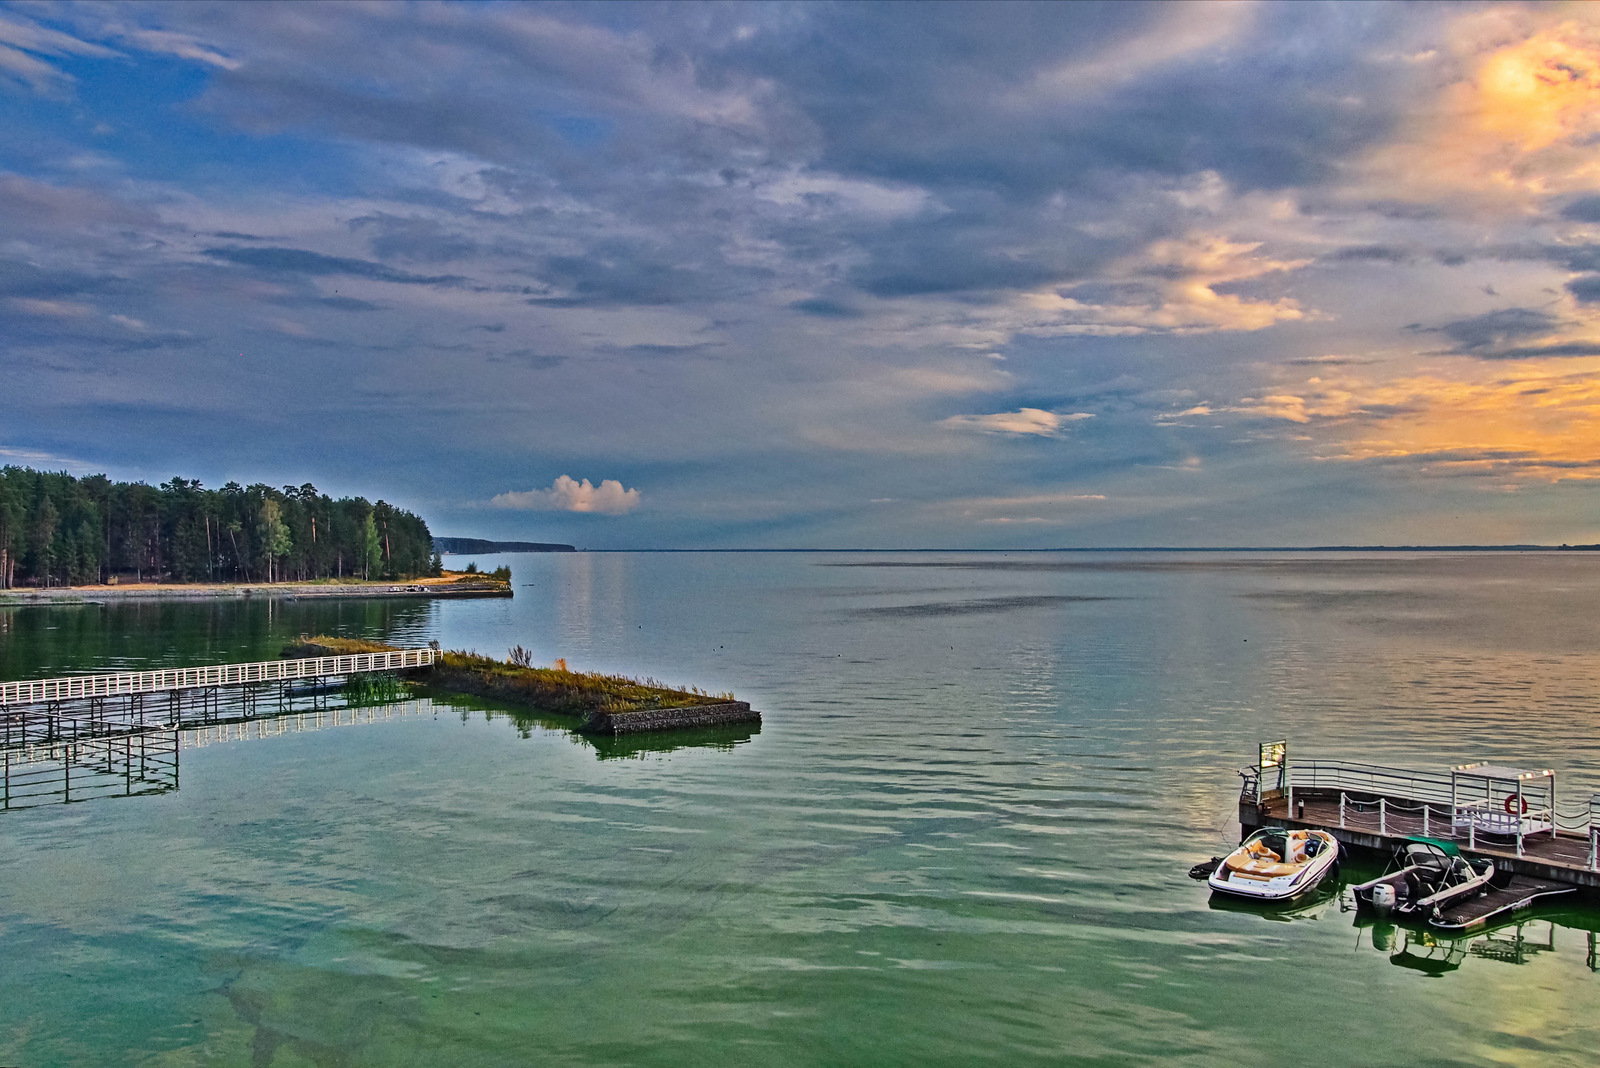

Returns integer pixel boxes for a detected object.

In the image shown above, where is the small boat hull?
[1351,838,1496,921]
[1208,828,1340,903]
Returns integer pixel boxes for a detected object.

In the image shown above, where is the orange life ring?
[1504,795,1528,816]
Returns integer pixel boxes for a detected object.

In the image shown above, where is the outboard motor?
[1369,883,1397,915]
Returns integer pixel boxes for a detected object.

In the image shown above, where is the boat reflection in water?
[1209,865,1600,977]
[1207,880,1341,923]
[1364,917,1570,977]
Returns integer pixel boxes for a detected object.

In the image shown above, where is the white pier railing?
[1241,755,1599,865]
[0,649,438,708]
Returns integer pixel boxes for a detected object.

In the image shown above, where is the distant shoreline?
[0,573,512,605]
[435,538,575,554]
[569,545,1600,553]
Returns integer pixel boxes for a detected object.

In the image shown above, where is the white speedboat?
[1207,827,1340,902]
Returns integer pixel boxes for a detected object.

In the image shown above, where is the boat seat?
[1224,856,1298,878]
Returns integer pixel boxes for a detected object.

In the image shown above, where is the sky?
[3,1,1600,548]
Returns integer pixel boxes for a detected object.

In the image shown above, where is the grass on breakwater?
[283,636,407,658]
[283,637,735,726]
[428,646,734,723]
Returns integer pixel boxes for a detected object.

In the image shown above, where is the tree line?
[0,467,441,588]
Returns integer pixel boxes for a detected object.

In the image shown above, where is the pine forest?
[0,467,439,589]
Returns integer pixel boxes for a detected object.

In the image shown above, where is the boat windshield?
[1402,843,1451,870]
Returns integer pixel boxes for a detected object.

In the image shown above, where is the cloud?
[202,246,465,286]
[1360,14,1600,206]
[790,297,861,318]
[1422,306,1600,360]
[1014,234,1313,337]
[8,2,1600,547]
[0,12,118,94]
[1563,196,1600,223]
[1567,275,1600,304]
[9,297,94,318]
[940,408,1091,436]
[1217,359,1600,481]
[492,475,641,514]
[1437,306,1558,351]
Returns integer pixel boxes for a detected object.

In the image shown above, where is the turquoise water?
[3,552,1600,1066]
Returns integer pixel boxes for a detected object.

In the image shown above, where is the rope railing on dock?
[1242,752,1600,874]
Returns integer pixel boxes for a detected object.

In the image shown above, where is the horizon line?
[458,544,1600,554]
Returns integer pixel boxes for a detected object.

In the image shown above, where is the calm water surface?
[3,552,1599,1066]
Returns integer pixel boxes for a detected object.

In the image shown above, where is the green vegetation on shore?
[0,466,439,589]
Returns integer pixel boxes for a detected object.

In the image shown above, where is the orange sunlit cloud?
[1366,10,1600,201]
[1233,358,1600,481]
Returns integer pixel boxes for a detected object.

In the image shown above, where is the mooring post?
[1469,817,1476,851]
[1422,803,1430,838]
[1590,828,1597,873]
[1339,792,1346,828]
[1379,797,1386,836]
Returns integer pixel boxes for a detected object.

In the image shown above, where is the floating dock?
[1238,742,1600,897]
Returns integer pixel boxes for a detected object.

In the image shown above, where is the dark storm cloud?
[0,258,117,299]
[710,2,1403,196]
[113,1,1425,311]
[1560,197,1600,223]
[1425,307,1582,359]
[1553,246,1600,273]
[790,298,861,318]
[1567,275,1600,304]
[1325,244,1414,263]
[527,245,756,307]
[202,246,466,286]
[351,215,479,264]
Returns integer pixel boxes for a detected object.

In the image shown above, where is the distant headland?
[434,538,576,554]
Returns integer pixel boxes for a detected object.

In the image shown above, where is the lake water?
[3,551,1600,1066]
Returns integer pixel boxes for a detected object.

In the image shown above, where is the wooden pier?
[1239,743,1600,895]
[0,649,437,711]
[0,649,437,810]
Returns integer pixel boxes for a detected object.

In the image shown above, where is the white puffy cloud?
[492,475,642,514]
[940,408,1092,436]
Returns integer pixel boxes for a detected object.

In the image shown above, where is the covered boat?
[1350,837,1493,921]
[1207,827,1340,902]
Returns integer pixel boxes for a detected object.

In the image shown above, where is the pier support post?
[1590,828,1597,873]
[1379,797,1386,836]
[1339,793,1346,829]
[1422,804,1430,838]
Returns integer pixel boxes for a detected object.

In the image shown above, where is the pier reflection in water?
[1,731,178,810]
[0,691,762,812]
[1214,872,1600,978]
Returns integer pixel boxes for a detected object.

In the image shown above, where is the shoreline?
[0,576,511,605]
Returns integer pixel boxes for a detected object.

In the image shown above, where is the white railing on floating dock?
[0,649,437,707]
[1241,757,1599,861]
